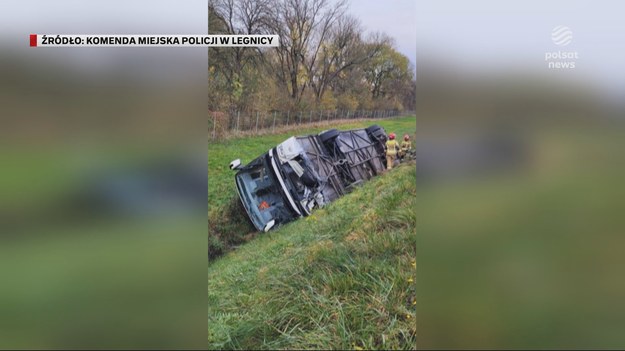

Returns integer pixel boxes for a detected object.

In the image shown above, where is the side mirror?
[263,219,276,232]
[229,159,241,170]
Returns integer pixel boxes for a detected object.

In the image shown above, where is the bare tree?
[266,0,348,104]
[310,17,387,102]
[209,0,271,110]
[208,0,415,114]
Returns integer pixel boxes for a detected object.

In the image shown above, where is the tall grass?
[208,163,417,350]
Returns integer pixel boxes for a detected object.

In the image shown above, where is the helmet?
[404,134,410,141]
[389,133,396,140]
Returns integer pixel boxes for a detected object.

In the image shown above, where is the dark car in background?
[230,125,388,232]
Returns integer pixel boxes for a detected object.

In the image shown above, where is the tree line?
[208,0,416,117]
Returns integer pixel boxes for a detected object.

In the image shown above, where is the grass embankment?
[417,127,625,348]
[208,162,416,350]
[208,115,416,258]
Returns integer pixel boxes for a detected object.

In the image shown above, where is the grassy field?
[0,217,205,349]
[0,146,207,348]
[417,126,625,348]
[208,115,417,258]
[208,162,416,350]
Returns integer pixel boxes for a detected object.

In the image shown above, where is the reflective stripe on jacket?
[386,140,399,155]
[400,141,412,151]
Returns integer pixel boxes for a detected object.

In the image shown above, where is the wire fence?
[209,109,413,140]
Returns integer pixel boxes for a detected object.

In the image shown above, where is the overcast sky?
[349,0,417,70]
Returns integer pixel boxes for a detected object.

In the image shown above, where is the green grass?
[208,162,416,350]
[0,146,208,348]
[416,126,625,348]
[0,216,206,349]
[208,115,416,258]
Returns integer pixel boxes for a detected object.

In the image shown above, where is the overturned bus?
[229,125,388,232]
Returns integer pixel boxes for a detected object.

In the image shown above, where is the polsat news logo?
[545,25,578,69]
[29,34,279,47]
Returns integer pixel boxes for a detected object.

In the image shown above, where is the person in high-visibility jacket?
[385,132,399,169]
[399,134,412,159]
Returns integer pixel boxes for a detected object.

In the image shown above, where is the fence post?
[299,111,302,125]
[286,111,290,127]
[236,110,240,132]
[212,112,217,139]
[309,110,312,124]
[272,111,276,131]
[255,111,259,133]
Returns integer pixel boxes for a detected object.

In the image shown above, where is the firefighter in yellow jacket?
[399,134,412,160]
[385,133,399,169]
